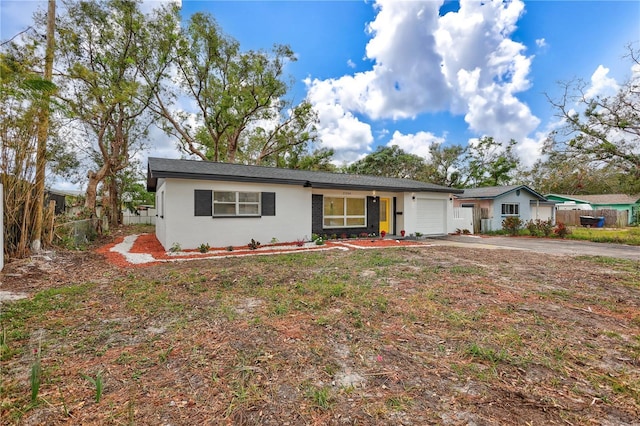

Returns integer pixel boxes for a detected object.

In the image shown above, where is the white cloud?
[347,59,356,69]
[584,65,619,99]
[387,131,445,160]
[306,0,542,166]
[535,38,546,48]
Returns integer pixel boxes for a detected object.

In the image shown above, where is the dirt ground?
[1,227,639,425]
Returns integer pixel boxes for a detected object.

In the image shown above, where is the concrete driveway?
[427,235,640,261]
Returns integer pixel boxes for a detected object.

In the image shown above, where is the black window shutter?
[261,192,276,216]
[194,190,212,216]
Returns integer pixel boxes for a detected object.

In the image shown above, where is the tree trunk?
[85,164,109,215]
[31,0,56,252]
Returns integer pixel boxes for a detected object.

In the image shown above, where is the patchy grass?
[1,243,639,425]
[568,226,640,245]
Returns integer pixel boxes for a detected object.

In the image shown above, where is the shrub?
[554,222,570,238]
[198,243,210,253]
[248,239,261,250]
[502,216,523,236]
[526,219,553,237]
[525,220,540,236]
[538,219,554,237]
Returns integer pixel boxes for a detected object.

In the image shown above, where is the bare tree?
[547,44,640,193]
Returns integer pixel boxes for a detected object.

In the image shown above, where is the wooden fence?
[556,209,628,228]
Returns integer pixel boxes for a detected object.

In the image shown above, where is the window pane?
[380,199,387,221]
[214,191,235,202]
[239,204,259,215]
[214,204,236,215]
[346,217,365,226]
[346,198,365,215]
[324,218,344,227]
[239,192,259,202]
[324,197,344,216]
[502,203,519,215]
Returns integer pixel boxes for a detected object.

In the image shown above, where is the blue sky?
[2,0,639,174]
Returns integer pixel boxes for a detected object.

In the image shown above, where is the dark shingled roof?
[458,185,547,200]
[147,157,463,194]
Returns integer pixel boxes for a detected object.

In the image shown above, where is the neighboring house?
[454,185,555,232]
[146,157,463,249]
[546,194,640,224]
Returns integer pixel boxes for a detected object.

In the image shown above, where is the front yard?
[1,234,639,425]
[567,226,640,245]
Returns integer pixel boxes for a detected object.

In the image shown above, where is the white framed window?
[323,197,366,228]
[501,203,519,216]
[213,191,260,216]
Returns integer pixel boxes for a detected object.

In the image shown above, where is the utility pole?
[32,0,55,252]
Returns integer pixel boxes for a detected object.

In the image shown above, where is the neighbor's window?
[323,197,366,227]
[501,203,519,216]
[213,191,260,216]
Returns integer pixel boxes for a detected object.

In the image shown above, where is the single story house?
[146,157,464,250]
[546,194,640,224]
[454,185,555,232]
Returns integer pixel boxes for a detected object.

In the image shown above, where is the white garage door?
[532,205,553,221]
[416,199,446,235]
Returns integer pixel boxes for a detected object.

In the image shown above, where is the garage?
[415,198,446,235]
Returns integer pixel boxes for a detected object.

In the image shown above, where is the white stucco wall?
[490,190,539,231]
[158,179,312,249]
[155,180,168,249]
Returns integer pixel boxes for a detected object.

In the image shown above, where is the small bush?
[169,242,181,253]
[554,222,570,238]
[525,219,553,237]
[198,243,210,253]
[248,239,261,250]
[502,216,523,236]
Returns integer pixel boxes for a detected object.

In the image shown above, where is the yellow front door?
[379,198,390,234]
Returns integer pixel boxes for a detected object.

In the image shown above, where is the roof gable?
[146,157,463,194]
[458,185,547,201]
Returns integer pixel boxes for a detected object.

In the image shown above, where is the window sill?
[212,215,262,219]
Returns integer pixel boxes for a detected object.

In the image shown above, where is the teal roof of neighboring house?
[147,157,464,194]
[458,185,548,201]
[546,194,640,206]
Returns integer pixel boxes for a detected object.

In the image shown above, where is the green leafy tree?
[53,0,174,226]
[275,147,337,171]
[346,145,427,179]
[423,142,466,187]
[526,142,629,195]
[1,32,73,256]
[463,137,520,187]
[145,12,318,165]
[547,44,640,194]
